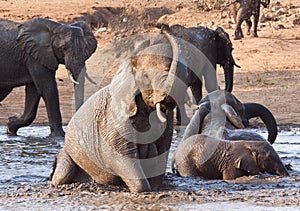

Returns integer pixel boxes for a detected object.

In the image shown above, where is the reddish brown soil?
[0,0,299,127]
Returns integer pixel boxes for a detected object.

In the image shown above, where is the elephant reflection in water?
[174,90,289,180]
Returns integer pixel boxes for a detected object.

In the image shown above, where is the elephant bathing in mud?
[0,18,97,137]
[232,0,270,40]
[50,25,187,193]
[182,90,278,144]
[173,90,289,179]
[166,25,239,125]
[174,135,289,179]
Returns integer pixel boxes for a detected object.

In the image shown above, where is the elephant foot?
[234,29,244,40]
[6,116,19,136]
[234,36,242,40]
[49,127,65,137]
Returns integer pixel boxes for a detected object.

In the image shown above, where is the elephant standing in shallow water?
[173,90,288,179]
[51,25,190,193]
[0,18,97,137]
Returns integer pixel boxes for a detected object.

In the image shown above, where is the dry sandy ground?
[0,1,300,209]
[0,0,299,128]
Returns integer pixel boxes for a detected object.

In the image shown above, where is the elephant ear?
[215,27,240,68]
[17,18,59,70]
[71,21,97,60]
[110,60,139,121]
[235,149,260,175]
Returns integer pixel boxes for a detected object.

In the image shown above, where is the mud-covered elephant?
[173,90,288,179]
[0,18,97,137]
[166,25,239,125]
[50,25,188,193]
[174,135,289,179]
[232,0,270,40]
[183,90,278,144]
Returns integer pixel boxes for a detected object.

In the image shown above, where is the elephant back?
[65,87,110,172]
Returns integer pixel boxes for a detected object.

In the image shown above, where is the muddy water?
[0,126,299,210]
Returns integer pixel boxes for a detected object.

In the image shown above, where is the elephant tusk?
[234,63,241,68]
[68,70,79,84]
[189,104,200,111]
[156,103,167,123]
[221,104,245,129]
[85,72,97,85]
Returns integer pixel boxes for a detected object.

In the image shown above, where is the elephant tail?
[243,103,278,144]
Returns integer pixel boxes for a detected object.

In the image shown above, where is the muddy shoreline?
[1,173,300,209]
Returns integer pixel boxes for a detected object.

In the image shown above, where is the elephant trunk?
[74,66,86,111]
[215,27,240,92]
[183,101,210,140]
[224,64,234,92]
[159,24,181,101]
[243,103,278,144]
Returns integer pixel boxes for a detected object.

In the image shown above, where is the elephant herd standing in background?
[1,0,289,193]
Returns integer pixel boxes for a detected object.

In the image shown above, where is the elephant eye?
[143,72,149,79]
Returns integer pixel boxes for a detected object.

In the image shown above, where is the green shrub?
[195,0,228,11]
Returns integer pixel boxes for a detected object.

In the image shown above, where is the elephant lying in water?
[183,90,278,144]
[0,18,97,137]
[173,90,289,179]
[174,135,289,179]
[51,25,187,193]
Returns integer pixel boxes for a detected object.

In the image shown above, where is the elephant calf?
[232,0,270,40]
[174,90,289,179]
[174,135,289,180]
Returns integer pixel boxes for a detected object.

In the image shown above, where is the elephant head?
[215,27,240,92]
[235,141,289,176]
[110,24,182,126]
[17,18,97,109]
[186,91,277,144]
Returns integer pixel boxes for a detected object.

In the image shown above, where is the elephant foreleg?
[190,80,203,104]
[6,83,40,135]
[51,148,78,185]
[40,80,64,137]
[245,18,252,35]
[176,103,190,126]
[29,64,65,137]
[252,8,260,37]
[234,8,246,40]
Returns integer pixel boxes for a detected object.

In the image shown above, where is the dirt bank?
[0,0,299,127]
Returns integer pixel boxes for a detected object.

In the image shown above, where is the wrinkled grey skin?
[174,135,289,179]
[0,18,97,137]
[168,25,239,125]
[183,90,278,144]
[174,90,288,179]
[233,0,270,40]
[51,25,186,193]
